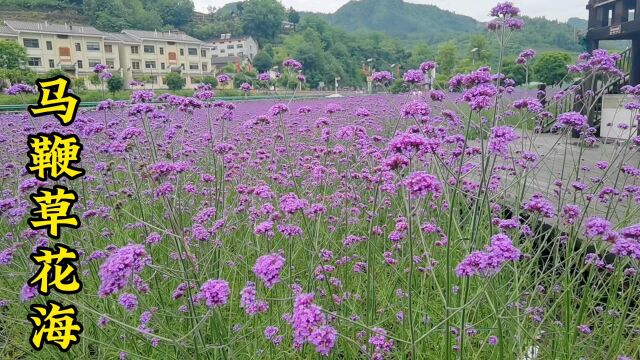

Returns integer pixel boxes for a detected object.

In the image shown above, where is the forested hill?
[324,0,481,44]
[309,0,585,53]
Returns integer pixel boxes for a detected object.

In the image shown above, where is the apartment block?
[0,20,222,90]
[208,35,258,62]
[0,20,122,79]
[119,29,212,89]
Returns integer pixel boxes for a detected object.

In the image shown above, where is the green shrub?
[165,72,186,90]
[107,75,124,94]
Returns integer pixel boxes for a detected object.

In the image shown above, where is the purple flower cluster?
[288,293,337,356]
[371,71,394,84]
[279,193,308,214]
[258,72,271,81]
[283,58,303,70]
[131,90,155,104]
[403,172,443,199]
[4,83,36,95]
[93,63,108,73]
[217,73,231,84]
[419,61,438,73]
[516,49,536,65]
[455,234,521,277]
[118,293,138,312]
[401,100,431,118]
[522,193,555,218]
[568,49,623,77]
[196,279,230,308]
[253,253,286,289]
[240,282,268,315]
[269,103,289,116]
[584,216,612,238]
[488,125,519,155]
[403,69,425,84]
[487,18,525,31]
[557,111,587,129]
[490,2,520,17]
[98,245,151,298]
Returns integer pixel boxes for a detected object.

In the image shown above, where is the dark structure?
[586,0,640,85]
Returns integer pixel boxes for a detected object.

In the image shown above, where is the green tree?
[200,76,218,88]
[287,7,300,24]
[153,0,194,28]
[436,41,457,76]
[107,74,124,94]
[241,0,286,44]
[406,44,435,70]
[468,34,491,64]
[253,51,274,72]
[502,57,528,85]
[0,40,28,69]
[533,52,573,86]
[165,72,185,90]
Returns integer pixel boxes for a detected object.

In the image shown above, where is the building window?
[89,59,101,68]
[49,59,55,68]
[238,52,243,57]
[23,39,39,48]
[189,63,199,70]
[87,42,100,51]
[201,49,207,57]
[220,49,225,53]
[132,61,140,70]
[105,44,113,53]
[228,53,235,57]
[75,43,81,51]
[27,57,41,67]
[180,63,185,70]
[160,47,164,55]
[202,63,208,72]
[236,44,243,49]
[212,46,217,50]
[188,48,197,56]
[46,41,53,50]
[106,60,115,69]
[227,44,234,49]
[145,61,156,69]
[144,45,155,54]
[180,49,184,56]
[57,34,68,39]
[131,46,139,54]
[168,41,175,45]
[77,60,83,69]
[161,63,165,70]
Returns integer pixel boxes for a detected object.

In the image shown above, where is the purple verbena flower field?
[1,3,640,359]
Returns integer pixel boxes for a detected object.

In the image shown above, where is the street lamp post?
[366,58,374,94]
[471,48,479,65]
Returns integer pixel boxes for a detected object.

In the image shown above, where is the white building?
[0,20,123,80]
[119,29,212,89]
[0,20,216,89]
[207,35,258,63]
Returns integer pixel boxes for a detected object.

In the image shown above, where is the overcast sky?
[193,0,588,22]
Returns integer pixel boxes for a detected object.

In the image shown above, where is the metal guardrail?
[542,47,633,131]
[0,93,361,113]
